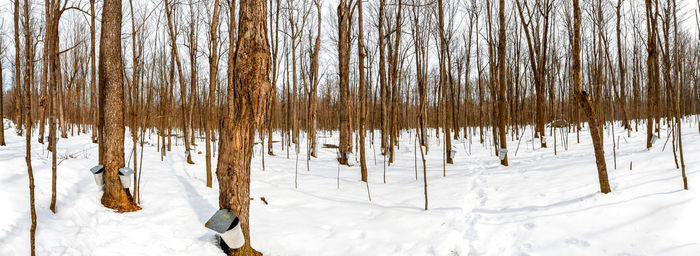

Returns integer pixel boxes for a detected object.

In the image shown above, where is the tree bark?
[497,0,508,166]
[337,0,351,165]
[99,0,141,212]
[216,0,271,254]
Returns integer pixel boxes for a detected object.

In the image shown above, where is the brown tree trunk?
[164,0,194,164]
[437,0,451,165]
[615,0,629,132]
[216,1,271,254]
[47,0,59,214]
[13,0,22,136]
[378,0,388,154]
[573,0,611,194]
[0,34,4,146]
[497,0,508,166]
[358,0,368,182]
[645,0,659,149]
[21,0,37,254]
[337,0,351,165]
[267,0,280,157]
[308,0,322,158]
[99,0,141,212]
[90,0,98,144]
[206,0,220,188]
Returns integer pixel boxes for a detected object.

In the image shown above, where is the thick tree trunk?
[216,1,271,254]
[99,0,141,212]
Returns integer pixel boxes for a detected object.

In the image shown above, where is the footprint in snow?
[565,238,590,248]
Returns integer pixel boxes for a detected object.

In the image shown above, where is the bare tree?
[497,0,508,166]
[164,0,195,164]
[358,0,368,181]
[13,0,22,136]
[0,30,5,146]
[205,0,221,188]
[100,0,141,212]
[215,0,272,254]
[516,0,553,147]
[21,1,37,253]
[337,0,352,165]
[573,0,611,194]
[645,0,660,148]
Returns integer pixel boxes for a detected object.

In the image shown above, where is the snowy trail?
[2,119,700,255]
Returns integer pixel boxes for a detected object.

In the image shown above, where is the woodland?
[1,0,699,255]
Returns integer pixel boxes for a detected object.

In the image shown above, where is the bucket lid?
[205,209,239,233]
[90,165,104,174]
[118,167,135,176]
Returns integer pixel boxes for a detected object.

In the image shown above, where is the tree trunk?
[378,0,388,154]
[99,0,141,212]
[497,0,508,166]
[164,0,194,164]
[216,1,271,254]
[358,0,368,182]
[21,0,37,253]
[337,0,351,165]
[573,0,611,194]
[0,35,4,146]
[206,0,220,188]
[645,0,659,149]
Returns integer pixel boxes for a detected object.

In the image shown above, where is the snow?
[1,118,699,255]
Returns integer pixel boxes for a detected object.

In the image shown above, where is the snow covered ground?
[1,118,699,255]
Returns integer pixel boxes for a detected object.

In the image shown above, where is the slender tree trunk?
[21,0,37,253]
[358,0,368,182]
[615,0,629,132]
[497,0,508,166]
[47,0,59,214]
[90,0,97,144]
[0,37,4,146]
[164,0,194,164]
[573,0,611,194]
[378,0,388,154]
[337,0,351,165]
[645,0,659,149]
[206,0,220,188]
[13,0,22,136]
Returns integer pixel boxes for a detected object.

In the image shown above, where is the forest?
[1,0,699,255]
